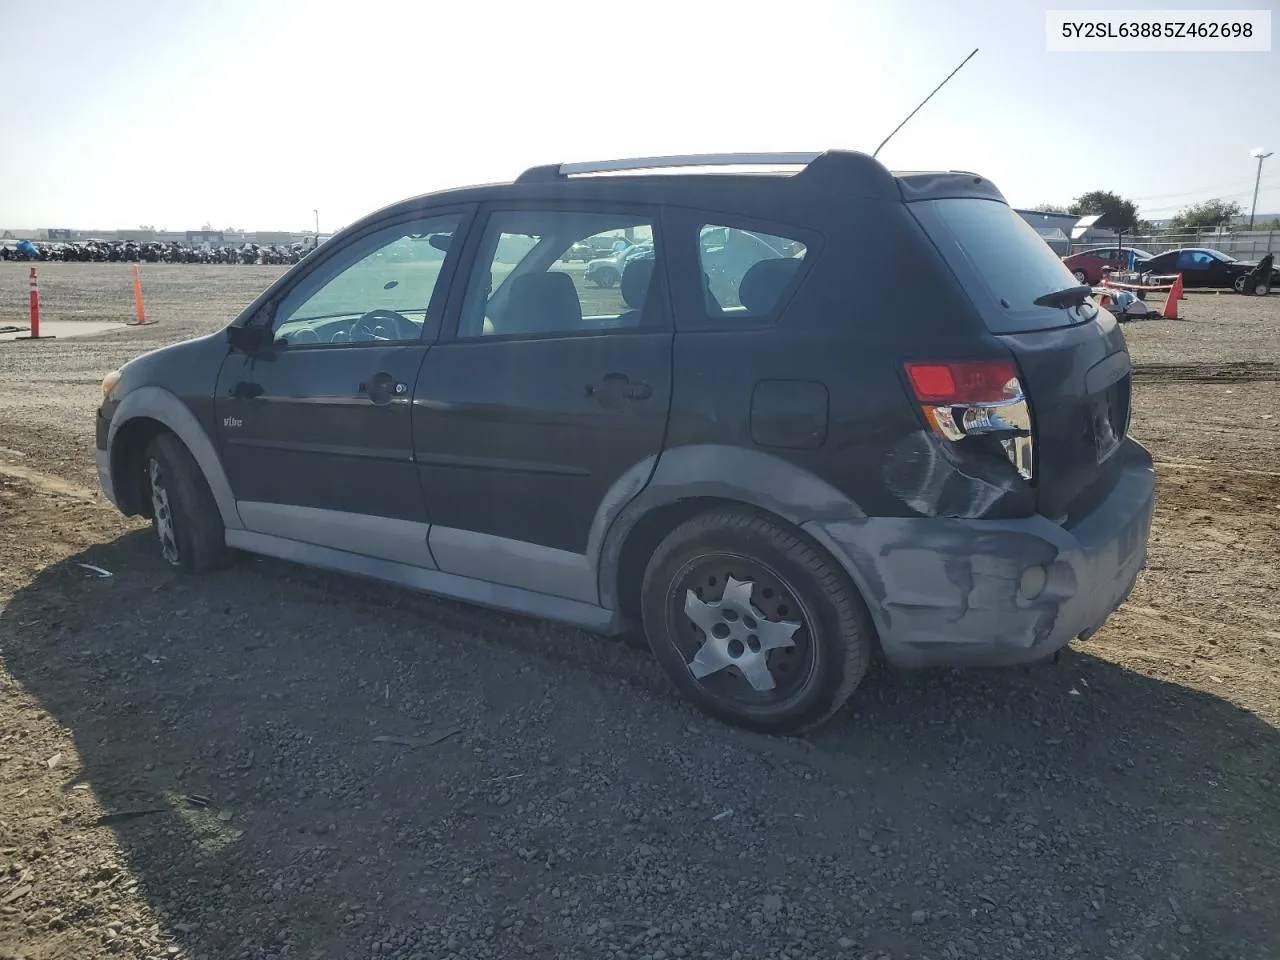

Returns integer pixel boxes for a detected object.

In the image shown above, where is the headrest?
[738,258,802,315]
[506,271,582,334]
[620,257,654,310]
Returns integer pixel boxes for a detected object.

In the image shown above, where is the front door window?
[272,215,463,346]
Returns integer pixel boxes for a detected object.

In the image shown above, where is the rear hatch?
[908,193,1133,521]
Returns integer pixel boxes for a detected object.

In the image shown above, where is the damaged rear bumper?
[804,438,1155,668]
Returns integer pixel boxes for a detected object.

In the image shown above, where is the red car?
[1060,247,1155,285]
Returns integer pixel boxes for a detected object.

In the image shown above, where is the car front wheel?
[1072,269,1088,284]
[144,433,228,573]
[641,508,875,735]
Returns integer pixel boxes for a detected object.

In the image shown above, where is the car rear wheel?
[144,433,227,574]
[1072,269,1088,284]
[640,508,875,735]
[591,268,619,288]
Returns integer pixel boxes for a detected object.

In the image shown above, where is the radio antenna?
[872,48,979,159]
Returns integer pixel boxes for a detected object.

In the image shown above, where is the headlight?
[102,370,122,400]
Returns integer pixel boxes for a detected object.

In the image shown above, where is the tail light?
[904,360,1034,481]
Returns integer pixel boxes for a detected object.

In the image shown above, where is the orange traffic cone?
[1161,274,1184,320]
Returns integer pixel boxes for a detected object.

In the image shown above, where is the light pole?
[313,209,320,241]
[1248,148,1272,230]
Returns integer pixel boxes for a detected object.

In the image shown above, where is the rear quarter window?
[697,224,808,319]
[911,198,1092,333]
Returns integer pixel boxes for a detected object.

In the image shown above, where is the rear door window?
[911,198,1092,333]
[454,210,658,339]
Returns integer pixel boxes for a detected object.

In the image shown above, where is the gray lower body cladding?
[95,447,118,509]
[805,438,1155,668]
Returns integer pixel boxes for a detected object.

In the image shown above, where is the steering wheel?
[350,309,418,342]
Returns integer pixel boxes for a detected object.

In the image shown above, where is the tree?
[200,222,213,231]
[1068,190,1141,233]
[1170,198,1243,231]
[1031,203,1069,214]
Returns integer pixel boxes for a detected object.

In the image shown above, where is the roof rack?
[558,152,823,176]
[512,150,904,200]
[516,152,826,182]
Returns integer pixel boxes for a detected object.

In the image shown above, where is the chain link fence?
[1074,229,1277,259]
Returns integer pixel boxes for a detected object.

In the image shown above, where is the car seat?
[738,258,803,316]
[501,272,583,335]
[617,258,655,326]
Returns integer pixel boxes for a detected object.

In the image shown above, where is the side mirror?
[227,323,275,354]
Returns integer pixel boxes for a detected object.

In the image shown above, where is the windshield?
[912,197,1090,332]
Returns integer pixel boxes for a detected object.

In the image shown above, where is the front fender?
[108,385,243,530]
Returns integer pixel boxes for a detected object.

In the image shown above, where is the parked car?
[1061,246,1155,285]
[584,242,653,287]
[1133,248,1280,292]
[561,240,595,262]
[95,150,1155,735]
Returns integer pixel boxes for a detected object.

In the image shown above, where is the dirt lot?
[1,263,1278,960]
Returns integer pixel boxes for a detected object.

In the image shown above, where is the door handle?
[359,372,407,405]
[586,373,651,404]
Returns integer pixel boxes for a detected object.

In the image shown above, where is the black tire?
[1072,269,1088,284]
[144,433,228,573]
[592,268,619,289]
[1232,274,1248,294]
[640,508,875,735]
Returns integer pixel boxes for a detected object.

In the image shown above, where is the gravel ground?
[1,264,1278,960]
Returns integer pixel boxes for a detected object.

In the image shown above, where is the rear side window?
[698,224,807,318]
[912,198,1088,332]
[455,210,658,339]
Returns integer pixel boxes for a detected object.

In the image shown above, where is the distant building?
[1015,209,1116,254]
[186,230,225,245]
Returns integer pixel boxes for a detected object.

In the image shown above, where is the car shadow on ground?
[3,529,1278,959]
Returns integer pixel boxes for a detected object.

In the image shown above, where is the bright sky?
[1,0,1277,231]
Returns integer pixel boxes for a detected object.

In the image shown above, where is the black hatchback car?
[96,151,1156,734]
[1134,247,1278,293]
